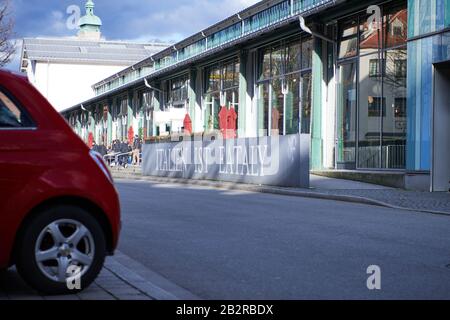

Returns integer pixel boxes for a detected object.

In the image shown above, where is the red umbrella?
[87,132,94,148]
[128,126,134,144]
[183,113,192,135]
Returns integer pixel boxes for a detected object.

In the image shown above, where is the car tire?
[16,205,106,295]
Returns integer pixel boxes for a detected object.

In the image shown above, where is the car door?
[0,86,42,224]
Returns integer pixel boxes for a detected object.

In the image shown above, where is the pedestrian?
[112,140,121,167]
[119,140,130,168]
[132,135,141,165]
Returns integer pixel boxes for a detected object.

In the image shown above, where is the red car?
[0,70,121,294]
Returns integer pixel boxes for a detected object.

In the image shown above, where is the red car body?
[0,70,121,269]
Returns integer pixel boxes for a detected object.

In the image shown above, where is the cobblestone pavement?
[0,258,152,300]
[310,188,450,214]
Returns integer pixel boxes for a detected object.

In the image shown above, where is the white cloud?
[126,0,260,41]
[50,10,69,35]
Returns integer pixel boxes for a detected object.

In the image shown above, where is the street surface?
[116,180,450,299]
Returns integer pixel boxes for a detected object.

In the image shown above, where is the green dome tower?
[78,0,102,40]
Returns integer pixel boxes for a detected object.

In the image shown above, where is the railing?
[103,151,133,167]
[358,145,406,169]
[382,144,406,169]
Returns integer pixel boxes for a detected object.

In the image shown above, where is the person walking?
[119,140,131,168]
[132,135,141,165]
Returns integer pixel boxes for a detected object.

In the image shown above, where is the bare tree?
[0,0,15,67]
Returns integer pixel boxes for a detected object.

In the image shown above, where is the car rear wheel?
[16,205,106,295]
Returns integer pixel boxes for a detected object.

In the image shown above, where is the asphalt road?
[116,180,450,299]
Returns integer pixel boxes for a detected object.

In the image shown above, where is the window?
[142,91,154,110]
[0,90,34,128]
[257,37,312,136]
[116,97,128,141]
[301,39,313,70]
[385,6,408,48]
[369,59,385,77]
[337,2,408,170]
[393,26,403,37]
[259,38,312,80]
[394,98,406,118]
[368,97,386,117]
[394,59,407,78]
[286,42,301,74]
[259,49,271,81]
[203,59,240,133]
[369,59,379,77]
[339,38,358,59]
[168,74,189,108]
[206,66,221,92]
[119,97,128,116]
[338,18,358,59]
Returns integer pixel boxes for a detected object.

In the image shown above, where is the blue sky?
[6,0,259,70]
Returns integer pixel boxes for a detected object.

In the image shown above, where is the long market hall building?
[62,0,450,192]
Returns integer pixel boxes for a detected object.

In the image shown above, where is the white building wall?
[30,62,125,112]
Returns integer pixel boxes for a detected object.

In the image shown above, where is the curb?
[104,251,200,300]
[112,172,450,217]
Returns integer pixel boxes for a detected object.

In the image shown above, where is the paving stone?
[0,264,152,300]
[77,292,116,300]
[7,295,44,300]
[313,189,450,214]
[106,287,143,296]
[44,295,80,300]
[115,294,152,300]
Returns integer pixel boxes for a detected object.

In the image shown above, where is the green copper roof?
[79,0,102,28]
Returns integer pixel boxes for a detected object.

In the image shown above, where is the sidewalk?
[112,167,450,216]
[0,251,199,300]
[0,258,152,300]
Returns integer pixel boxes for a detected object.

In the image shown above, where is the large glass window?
[337,2,407,169]
[257,37,312,136]
[300,73,312,134]
[257,82,270,135]
[142,90,156,138]
[382,48,407,169]
[285,73,300,134]
[168,74,189,108]
[338,18,359,59]
[116,97,128,142]
[337,62,357,166]
[358,54,382,168]
[203,59,240,134]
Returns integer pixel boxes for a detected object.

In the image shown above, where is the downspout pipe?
[299,16,336,44]
[144,77,165,94]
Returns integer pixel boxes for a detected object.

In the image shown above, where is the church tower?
[78,0,102,40]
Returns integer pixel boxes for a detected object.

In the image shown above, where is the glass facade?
[257,37,312,136]
[65,0,450,191]
[337,2,408,169]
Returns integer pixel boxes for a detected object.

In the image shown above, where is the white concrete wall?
[154,107,186,134]
[30,62,125,112]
